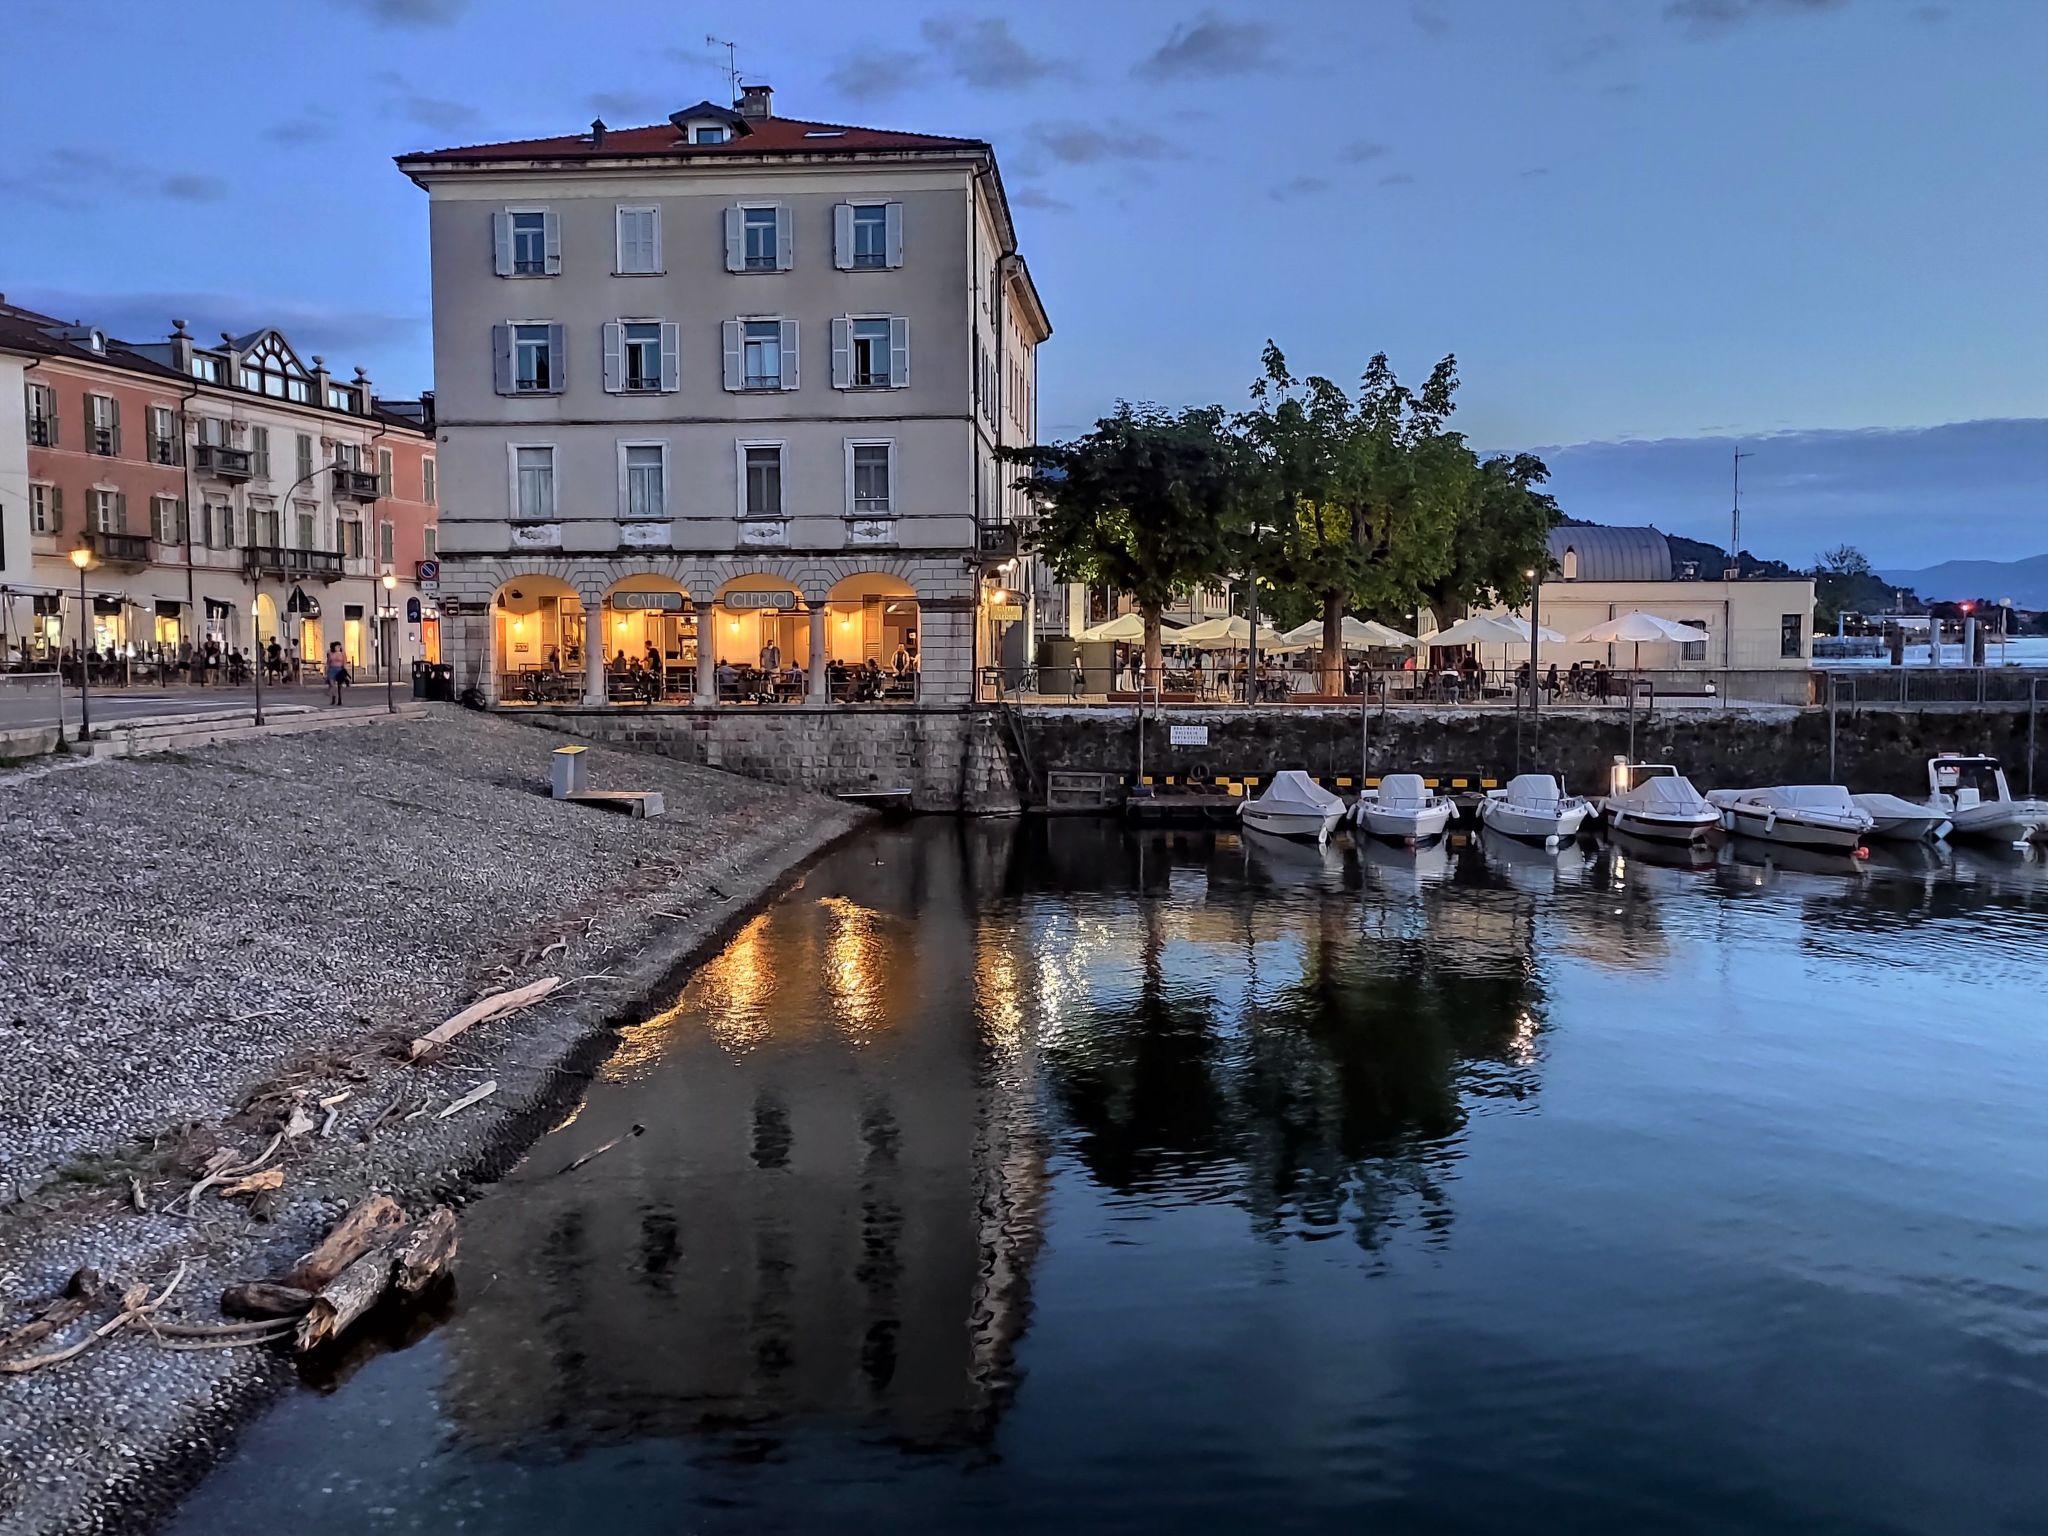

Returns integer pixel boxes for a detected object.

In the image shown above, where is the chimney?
[168,317,194,373]
[589,117,606,149]
[738,82,773,120]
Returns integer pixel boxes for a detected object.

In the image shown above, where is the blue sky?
[2,0,2041,567]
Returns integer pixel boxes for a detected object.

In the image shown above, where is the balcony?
[195,443,254,480]
[28,417,55,448]
[245,546,345,580]
[86,531,151,566]
[977,523,1021,558]
[334,469,383,501]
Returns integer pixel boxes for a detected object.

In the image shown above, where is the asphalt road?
[0,683,393,729]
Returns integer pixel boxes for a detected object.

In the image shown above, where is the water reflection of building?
[444,821,1044,1454]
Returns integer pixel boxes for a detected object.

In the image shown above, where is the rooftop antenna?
[706,35,739,106]
[1730,448,1753,572]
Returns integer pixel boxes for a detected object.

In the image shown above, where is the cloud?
[919,17,1060,88]
[1137,13,1280,79]
[1028,120,1182,165]
[333,0,468,24]
[1411,1,1451,36]
[1518,166,1550,179]
[263,116,335,145]
[585,92,664,123]
[1663,0,1850,41]
[1527,418,2048,568]
[1268,175,1330,202]
[374,70,479,133]
[1554,31,1624,72]
[1339,139,1391,163]
[1378,171,1417,186]
[3,285,427,366]
[1010,186,1074,213]
[825,46,932,103]
[161,174,227,202]
[0,147,229,210]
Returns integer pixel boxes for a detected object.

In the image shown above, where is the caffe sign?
[613,590,689,611]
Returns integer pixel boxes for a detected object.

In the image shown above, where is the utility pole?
[1730,449,1753,571]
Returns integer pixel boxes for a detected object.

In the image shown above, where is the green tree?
[1416,450,1560,630]
[1817,543,1873,576]
[1003,404,1247,677]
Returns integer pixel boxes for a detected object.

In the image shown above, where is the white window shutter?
[779,320,799,389]
[492,211,513,276]
[888,317,910,388]
[721,320,743,390]
[543,210,562,274]
[842,439,855,517]
[655,444,669,516]
[833,204,853,270]
[723,207,744,272]
[615,441,628,519]
[885,203,904,268]
[732,440,746,518]
[659,322,680,391]
[602,321,624,393]
[830,318,851,389]
[774,204,793,270]
[546,323,566,390]
[491,323,514,394]
[649,208,663,272]
[114,491,127,531]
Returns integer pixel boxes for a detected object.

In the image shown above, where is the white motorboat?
[1601,765,1719,844]
[1238,769,1346,845]
[1705,785,1874,853]
[1924,754,2048,844]
[1354,773,1456,844]
[1479,773,1592,845]
[1851,792,1949,843]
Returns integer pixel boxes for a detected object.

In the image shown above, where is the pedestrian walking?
[325,640,350,704]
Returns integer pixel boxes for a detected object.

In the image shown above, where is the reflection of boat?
[1706,785,1873,852]
[1723,834,1868,879]
[1237,769,1346,845]
[1240,824,1346,886]
[1602,765,1719,844]
[1924,754,2048,844]
[1857,839,1949,876]
[1852,792,1949,843]
[1481,827,1584,893]
[1603,827,1717,869]
[1356,829,1453,886]
[1480,774,1592,844]
[1355,774,1455,843]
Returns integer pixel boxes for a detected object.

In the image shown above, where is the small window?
[623,444,665,520]
[850,204,888,269]
[151,495,183,544]
[423,457,437,505]
[295,507,317,549]
[422,525,438,557]
[693,125,726,145]
[743,445,782,518]
[513,323,555,392]
[378,520,396,564]
[29,484,55,534]
[514,445,555,519]
[616,206,660,273]
[86,394,119,456]
[743,206,778,270]
[251,503,279,546]
[297,433,314,480]
[742,320,782,390]
[622,322,663,391]
[851,443,892,515]
[850,318,891,387]
[509,210,549,275]
[339,519,364,558]
[88,489,118,533]
[1781,613,1803,659]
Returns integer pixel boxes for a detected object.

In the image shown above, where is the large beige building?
[398,86,1049,708]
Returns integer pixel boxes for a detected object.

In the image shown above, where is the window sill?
[611,385,667,395]
[841,381,894,392]
[502,271,557,280]
[611,270,666,278]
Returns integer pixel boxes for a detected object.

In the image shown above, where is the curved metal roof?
[1549,525,1673,582]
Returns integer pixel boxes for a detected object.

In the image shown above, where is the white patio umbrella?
[1570,610,1710,674]
[1426,614,1527,648]
[1279,615,1419,649]
[1076,612,1180,644]
[1176,614,1291,650]
[1495,613,1567,645]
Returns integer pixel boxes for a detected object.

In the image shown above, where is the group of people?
[1510,658,1618,702]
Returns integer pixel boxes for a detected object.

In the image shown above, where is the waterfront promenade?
[0,711,859,1531]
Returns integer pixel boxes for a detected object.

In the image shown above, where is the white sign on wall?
[1169,724,1209,746]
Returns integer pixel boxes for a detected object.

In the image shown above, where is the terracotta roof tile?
[398,114,986,166]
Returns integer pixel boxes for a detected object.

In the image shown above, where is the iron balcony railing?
[87,530,151,565]
[244,545,345,578]
[195,443,254,479]
[28,416,56,447]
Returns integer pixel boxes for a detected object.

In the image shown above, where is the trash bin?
[411,660,430,700]
[429,663,455,701]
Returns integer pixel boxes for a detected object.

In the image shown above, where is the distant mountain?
[1878,554,2048,608]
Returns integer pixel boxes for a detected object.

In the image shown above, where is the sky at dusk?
[2,0,2041,567]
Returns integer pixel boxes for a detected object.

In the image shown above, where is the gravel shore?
[0,708,862,1533]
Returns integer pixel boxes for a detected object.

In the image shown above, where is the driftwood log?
[281,1195,406,1291]
[393,1208,459,1298]
[0,1269,104,1359]
[220,1282,315,1320]
[409,976,560,1060]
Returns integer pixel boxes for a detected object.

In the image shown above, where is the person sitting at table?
[715,658,739,697]
[612,648,629,675]
[827,657,849,699]
[1544,662,1561,702]
[860,656,884,700]
[1515,659,1531,696]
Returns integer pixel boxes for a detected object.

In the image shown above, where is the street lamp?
[1526,566,1542,716]
[68,544,93,742]
[381,571,398,714]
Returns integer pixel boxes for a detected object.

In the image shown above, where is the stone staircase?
[84,702,426,760]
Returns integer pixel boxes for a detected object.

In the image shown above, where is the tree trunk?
[221,1282,314,1320]
[281,1194,407,1292]
[1141,603,1163,687]
[1321,591,1344,697]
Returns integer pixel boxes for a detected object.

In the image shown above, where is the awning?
[92,597,124,617]
[286,585,320,617]
[155,600,183,619]
[205,598,233,618]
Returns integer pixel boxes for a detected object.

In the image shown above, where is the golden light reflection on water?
[975,938,1026,1060]
[820,895,886,1044]
[601,912,779,1082]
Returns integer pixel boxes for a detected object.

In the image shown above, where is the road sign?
[416,558,440,590]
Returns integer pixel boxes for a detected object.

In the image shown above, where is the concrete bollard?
[550,745,588,799]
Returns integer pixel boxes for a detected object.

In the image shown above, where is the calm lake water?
[173,820,2048,1536]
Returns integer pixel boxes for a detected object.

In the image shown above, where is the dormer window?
[692,125,726,144]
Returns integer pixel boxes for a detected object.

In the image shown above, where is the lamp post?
[1526,565,1542,717]
[249,459,348,727]
[381,571,398,714]
[69,544,93,742]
